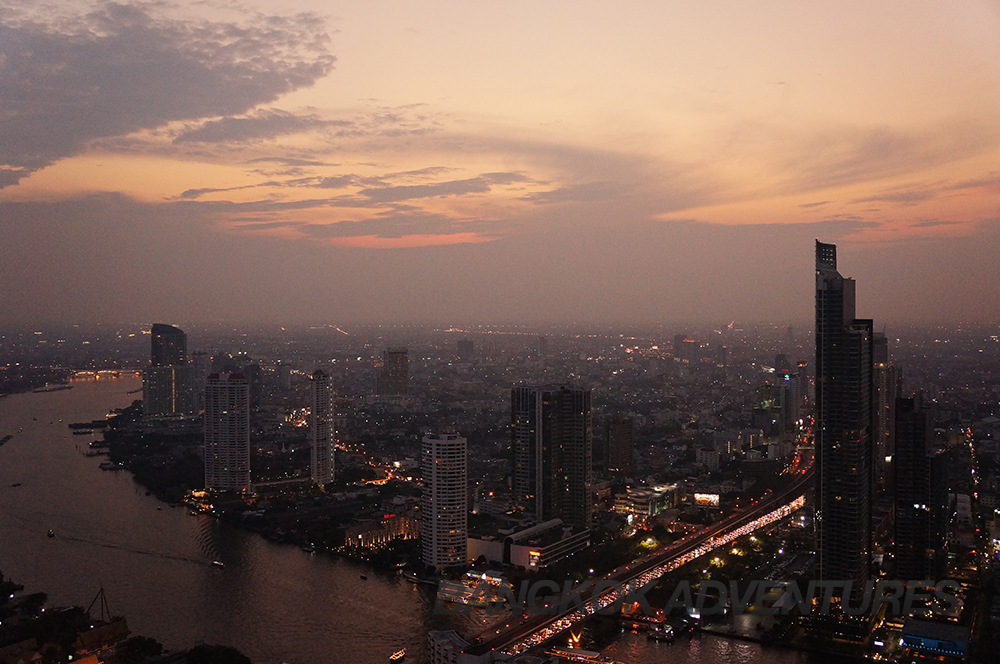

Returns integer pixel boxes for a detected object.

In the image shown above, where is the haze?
[2,1,999,326]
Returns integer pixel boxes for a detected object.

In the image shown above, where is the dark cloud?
[233,220,305,231]
[175,110,349,143]
[911,220,961,228]
[358,177,492,203]
[299,213,464,239]
[174,185,256,200]
[520,182,627,204]
[246,157,332,167]
[0,2,335,186]
[851,189,935,205]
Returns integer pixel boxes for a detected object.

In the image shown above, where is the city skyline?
[2,1,1000,326]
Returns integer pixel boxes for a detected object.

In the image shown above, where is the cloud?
[298,212,466,238]
[0,2,335,186]
[851,189,936,205]
[520,181,627,204]
[799,200,830,208]
[174,109,349,143]
[358,177,492,203]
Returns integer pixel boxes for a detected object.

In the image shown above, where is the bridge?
[470,468,813,656]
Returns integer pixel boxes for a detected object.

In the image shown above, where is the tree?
[117,636,164,664]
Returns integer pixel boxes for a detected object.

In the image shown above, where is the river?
[0,376,815,664]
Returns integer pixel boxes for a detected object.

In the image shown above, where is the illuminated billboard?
[694,493,720,507]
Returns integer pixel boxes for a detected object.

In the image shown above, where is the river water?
[0,376,812,664]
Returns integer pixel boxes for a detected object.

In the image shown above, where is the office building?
[512,385,593,528]
[143,323,193,416]
[605,413,634,476]
[873,333,901,489]
[204,372,251,492]
[310,370,336,488]
[421,431,467,568]
[894,394,947,580]
[379,347,409,395]
[815,240,874,586]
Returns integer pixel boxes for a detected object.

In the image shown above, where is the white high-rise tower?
[421,431,467,568]
[204,372,250,492]
[310,370,336,487]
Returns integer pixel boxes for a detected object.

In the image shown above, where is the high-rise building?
[894,394,947,580]
[606,413,634,476]
[379,347,409,395]
[512,385,593,528]
[204,372,250,493]
[457,337,474,361]
[190,350,211,413]
[421,431,467,568]
[815,240,874,587]
[310,370,336,488]
[872,333,901,490]
[143,323,193,416]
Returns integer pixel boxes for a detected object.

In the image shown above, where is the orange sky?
[2,0,999,324]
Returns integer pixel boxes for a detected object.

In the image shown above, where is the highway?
[470,467,814,656]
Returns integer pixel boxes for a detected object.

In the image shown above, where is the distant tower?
[457,337,474,362]
[421,432,467,568]
[815,240,874,587]
[310,371,336,488]
[605,413,634,476]
[204,372,251,492]
[512,385,593,528]
[894,394,947,579]
[379,347,409,395]
[143,324,193,416]
[190,350,211,413]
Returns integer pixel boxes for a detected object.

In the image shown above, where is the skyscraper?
[872,333,901,490]
[421,431,467,568]
[894,394,947,580]
[815,240,874,587]
[143,323,193,416]
[310,370,336,488]
[204,372,251,493]
[512,385,593,528]
[605,413,634,476]
[379,347,409,395]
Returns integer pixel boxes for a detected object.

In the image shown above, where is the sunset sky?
[2,0,999,326]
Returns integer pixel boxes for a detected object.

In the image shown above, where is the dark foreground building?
[815,240,874,587]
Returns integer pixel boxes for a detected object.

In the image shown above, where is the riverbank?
[0,378,430,664]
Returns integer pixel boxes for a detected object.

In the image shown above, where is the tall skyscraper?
[421,431,467,568]
[894,394,947,580]
[605,413,634,476]
[512,385,593,528]
[143,323,193,416]
[310,370,336,488]
[872,333,901,490]
[204,372,251,493]
[378,347,409,395]
[815,240,874,587]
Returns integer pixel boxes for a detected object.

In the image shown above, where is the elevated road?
[471,468,813,656]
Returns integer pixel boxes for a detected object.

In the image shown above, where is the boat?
[360,574,368,580]
[212,561,225,567]
[402,571,420,583]
[388,649,405,661]
[47,530,55,539]
[9,483,21,488]
[0,434,12,446]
